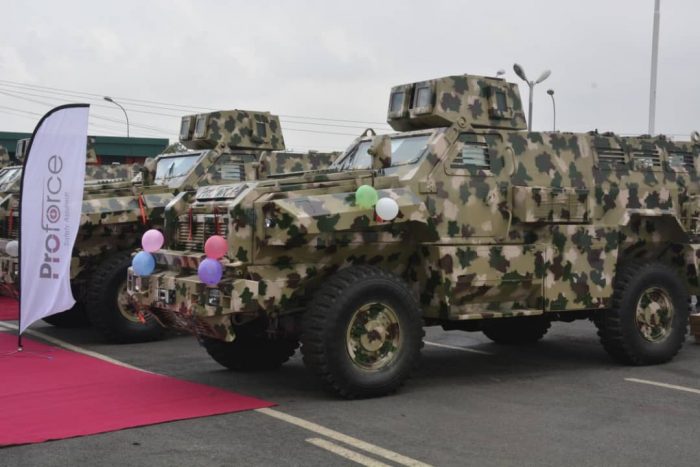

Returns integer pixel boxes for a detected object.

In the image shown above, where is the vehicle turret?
[179,110,285,151]
[387,74,527,131]
[15,136,98,164]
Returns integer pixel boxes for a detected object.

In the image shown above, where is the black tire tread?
[300,266,424,399]
[482,316,551,344]
[596,260,688,365]
[202,334,298,371]
[85,251,165,344]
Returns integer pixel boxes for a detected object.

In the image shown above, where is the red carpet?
[0,333,274,446]
[0,296,18,321]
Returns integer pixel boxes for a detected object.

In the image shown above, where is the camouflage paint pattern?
[0,146,9,169]
[1,111,336,305]
[127,73,700,346]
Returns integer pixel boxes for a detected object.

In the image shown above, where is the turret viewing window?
[194,114,208,139]
[256,120,267,138]
[413,84,432,110]
[389,92,405,113]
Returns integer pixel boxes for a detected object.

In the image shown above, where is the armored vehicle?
[0,145,10,169]
[128,74,698,398]
[2,112,337,342]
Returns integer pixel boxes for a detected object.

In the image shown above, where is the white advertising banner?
[19,104,90,334]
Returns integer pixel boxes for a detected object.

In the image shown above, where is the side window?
[445,133,496,176]
[452,145,490,170]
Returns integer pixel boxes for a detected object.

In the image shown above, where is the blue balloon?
[132,251,156,276]
[198,258,223,286]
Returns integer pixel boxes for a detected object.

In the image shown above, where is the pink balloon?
[142,229,164,253]
[204,235,228,259]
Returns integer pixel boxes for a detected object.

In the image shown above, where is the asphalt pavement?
[2,320,699,467]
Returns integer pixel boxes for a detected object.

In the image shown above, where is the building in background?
[0,131,168,164]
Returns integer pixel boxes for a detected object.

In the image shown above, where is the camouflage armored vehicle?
[2,112,336,342]
[128,74,698,398]
[0,145,10,169]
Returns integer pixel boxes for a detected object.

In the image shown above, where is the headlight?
[207,288,220,306]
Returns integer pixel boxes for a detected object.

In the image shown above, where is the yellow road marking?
[424,340,493,355]
[625,378,700,395]
[306,438,392,467]
[257,407,432,467]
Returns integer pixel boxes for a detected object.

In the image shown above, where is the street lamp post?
[648,0,660,135]
[547,89,556,132]
[103,96,130,137]
[513,63,551,132]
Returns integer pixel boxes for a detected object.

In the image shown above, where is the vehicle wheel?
[595,261,689,365]
[85,251,165,343]
[201,323,299,371]
[482,316,551,344]
[42,283,90,328]
[300,266,424,399]
[42,301,90,328]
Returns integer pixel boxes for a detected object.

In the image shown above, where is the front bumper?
[691,313,700,343]
[127,267,261,341]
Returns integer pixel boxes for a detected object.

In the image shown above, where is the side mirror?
[367,135,391,170]
[256,151,272,180]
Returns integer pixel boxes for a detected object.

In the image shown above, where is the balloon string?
[138,194,147,225]
[188,207,193,241]
[8,207,13,237]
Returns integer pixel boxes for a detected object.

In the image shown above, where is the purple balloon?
[198,258,223,286]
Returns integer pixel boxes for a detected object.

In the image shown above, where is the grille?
[5,214,18,239]
[176,214,229,251]
[631,149,661,168]
[597,148,626,166]
[668,152,695,171]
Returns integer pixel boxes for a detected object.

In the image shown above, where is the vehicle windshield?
[331,134,430,171]
[154,154,201,182]
[0,167,21,188]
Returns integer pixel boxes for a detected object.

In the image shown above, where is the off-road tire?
[85,251,165,343]
[482,316,551,344]
[300,266,424,399]
[42,299,90,328]
[201,330,299,372]
[596,261,688,365]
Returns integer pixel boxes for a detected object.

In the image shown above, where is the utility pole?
[648,0,660,135]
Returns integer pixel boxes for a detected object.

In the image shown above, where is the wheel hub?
[346,302,401,370]
[635,286,674,343]
[117,280,141,323]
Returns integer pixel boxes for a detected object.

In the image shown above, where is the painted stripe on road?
[0,322,431,466]
[625,378,700,395]
[306,438,391,467]
[425,341,493,355]
[0,322,150,372]
[257,407,432,467]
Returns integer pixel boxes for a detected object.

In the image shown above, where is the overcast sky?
[1,0,699,152]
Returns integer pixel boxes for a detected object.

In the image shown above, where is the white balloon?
[375,197,399,221]
[5,240,18,257]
